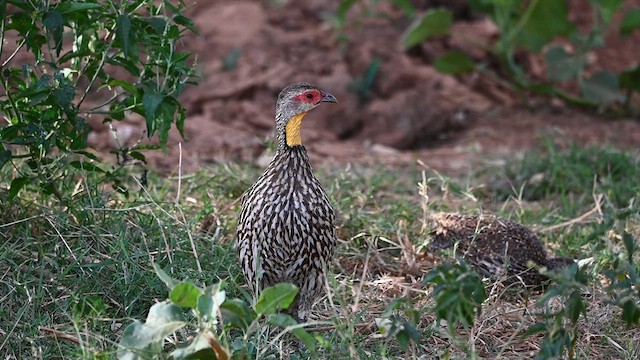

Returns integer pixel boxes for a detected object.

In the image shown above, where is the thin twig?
[175,142,202,273]
[39,327,81,344]
[45,216,86,275]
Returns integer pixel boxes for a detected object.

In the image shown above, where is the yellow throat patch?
[285,112,307,146]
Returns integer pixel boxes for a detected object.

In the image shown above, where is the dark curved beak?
[321,92,338,104]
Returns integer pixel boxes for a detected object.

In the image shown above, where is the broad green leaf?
[56,2,102,14]
[143,90,164,136]
[618,66,640,91]
[118,302,186,359]
[129,151,146,162]
[153,263,178,289]
[176,103,186,138]
[157,100,176,152]
[9,177,29,200]
[254,283,298,316]
[622,299,640,326]
[523,322,548,337]
[337,0,357,20]
[620,8,640,36]
[171,331,230,360]
[197,287,226,321]
[391,0,415,18]
[220,298,256,331]
[108,79,139,95]
[516,0,574,52]
[592,0,624,23]
[43,11,64,55]
[54,80,76,110]
[170,282,203,309]
[566,292,585,323]
[434,51,475,75]
[116,15,132,57]
[268,313,317,355]
[544,46,586,82]
[69,160,106,173]
[173,14,198,34]
[144,16,167,34]
[146,301,185,328]
[117,321,163,359]
[402,8,452,49]
[580,70,625,105]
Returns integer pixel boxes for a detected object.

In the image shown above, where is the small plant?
[603,231,640,326]
[526,262,588,360]
[118,264,319,359]
[424,261,487,330]
[375,298,422,351]
[0,0,197,202]
[347,58,380,104]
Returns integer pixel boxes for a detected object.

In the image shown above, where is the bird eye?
[306,93,314,99]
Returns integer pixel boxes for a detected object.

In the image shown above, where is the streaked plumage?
[429,213,574,285]
[236,83,338,319]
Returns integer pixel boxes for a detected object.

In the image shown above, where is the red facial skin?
[294,90,323,104]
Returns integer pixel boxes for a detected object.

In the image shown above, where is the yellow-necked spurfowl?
[236,83,338,319]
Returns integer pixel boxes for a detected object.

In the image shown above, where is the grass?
[1,139,639,359]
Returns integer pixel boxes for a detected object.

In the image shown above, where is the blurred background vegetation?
[1,0,639,359]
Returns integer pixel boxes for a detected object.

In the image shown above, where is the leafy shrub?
[0,0,197,202]
[424,261,487,330]
[118,264,318,359]
[401,0,640,112]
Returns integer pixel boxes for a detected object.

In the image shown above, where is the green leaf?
[118,321,163,359]
[544,46,586,82]
[170,282,203,309]
[516,0,574,52]
[254,283,298,316]
[43,11,64,55]
[619,66,640,91]
[173,14,198,34]
[129,151,146,162]
[434,51,475,75]
[566,292,585,323]
[143,90,164,136]
[524,322,548,337]
[621,299,640,326]
[153,263,178,289]
[592,0,624,23]
[268,313,317,355]
[170,332,222,360]
[402,8,452,49]
[220,298,256,331]
[69,161,106,173]
[116,15,132,58]
[197,285,226,321]
[56,2,102,14]
[9,177,29,200]
[391,0,415,18]
[157,100,175,152]
[146,301,185,328]
[580,70,625,105]
[620,8,640,36]
[118,302,186,358]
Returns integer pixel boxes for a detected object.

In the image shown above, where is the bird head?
[275,83,338,148]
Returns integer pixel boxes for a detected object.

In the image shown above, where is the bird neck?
[270,144,311,173]
[276,111,308,149]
